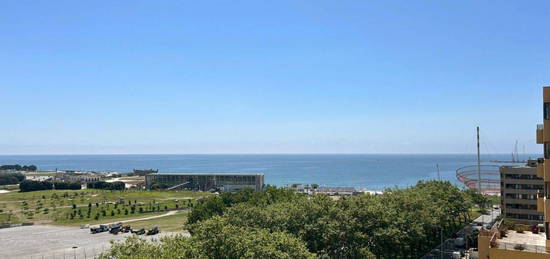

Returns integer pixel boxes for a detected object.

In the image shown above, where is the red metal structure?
[456,164,501,196]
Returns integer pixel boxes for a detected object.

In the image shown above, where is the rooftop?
[495,230,547,253]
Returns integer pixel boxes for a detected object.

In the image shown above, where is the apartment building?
[500,161,544,225]
[478,86,550,258]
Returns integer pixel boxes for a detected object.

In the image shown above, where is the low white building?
[55,171,103,183]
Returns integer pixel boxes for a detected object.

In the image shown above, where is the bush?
[19,180,53,192]
[150,183,169,190]
[514,225,529,233]
[100,218,315,259]
[0,164,37,171]
[54,182,81,190]
[501,219,516,232]
[86,181,125,190]
[19,180,81,192]
[514,244,525,250]
[0,173,25,185]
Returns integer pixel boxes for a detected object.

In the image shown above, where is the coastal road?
[422,207,501,259]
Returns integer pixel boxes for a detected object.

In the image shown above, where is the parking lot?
[0,225,182,259]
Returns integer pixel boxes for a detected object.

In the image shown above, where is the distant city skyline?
[1,1,549,154]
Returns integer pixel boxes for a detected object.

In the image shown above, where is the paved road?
[0,224,187,259]
[422,208,501,259]
[0,210,188,258]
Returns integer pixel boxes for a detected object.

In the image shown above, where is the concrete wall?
[489,248,550,258]
[478,234,491,259]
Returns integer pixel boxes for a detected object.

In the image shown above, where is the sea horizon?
[0,153,538,190]
[0,152,540,156]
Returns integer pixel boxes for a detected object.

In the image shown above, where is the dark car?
[110,224,122,234]
[132,228,145,235]
[122,225,132,233]
[146,226,159,235]
[90,224,109,234]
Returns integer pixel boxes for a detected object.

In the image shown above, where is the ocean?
[0,154,537,190]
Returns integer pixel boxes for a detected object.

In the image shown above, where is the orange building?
[478,86,550,258]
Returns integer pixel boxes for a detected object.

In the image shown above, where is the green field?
[0,185,19,191]
[128,210,189,232]
[0,188,209,226]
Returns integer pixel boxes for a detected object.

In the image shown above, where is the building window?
[504,174,541,180]
[546,143,550,159]
[545,102,550,120]
[505,184,544,190]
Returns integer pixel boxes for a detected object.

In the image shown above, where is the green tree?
[101,217,315,259]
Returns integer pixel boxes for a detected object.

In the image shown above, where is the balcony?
[538,124,544,144]
[537,162,544,178]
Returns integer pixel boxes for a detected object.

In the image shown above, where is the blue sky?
[1,1,549,154]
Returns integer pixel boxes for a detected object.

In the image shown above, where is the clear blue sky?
[1,1,549,154]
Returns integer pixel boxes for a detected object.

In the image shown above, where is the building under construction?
[144,172,264,192]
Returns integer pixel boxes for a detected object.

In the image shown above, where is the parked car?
[146,226,159,235]
[110,224,122,234]
[532,225,540,234]
[454,237,465,248]
[122,225,132,233]
[132,228,145,235]
[90,225,109,234]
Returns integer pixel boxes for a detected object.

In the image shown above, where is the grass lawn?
[55,210,169,226]
[0,185,19,191]
[486,195,501,206]
[469,208,481,221]
[0,189,209,225]
[127,210,189,232]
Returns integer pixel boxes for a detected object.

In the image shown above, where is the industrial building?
[500,161,544,225]
[144,173,264,192]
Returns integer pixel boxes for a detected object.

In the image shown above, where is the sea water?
[0,154,536,190]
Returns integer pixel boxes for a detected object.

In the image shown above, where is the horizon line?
[0,152,542,156]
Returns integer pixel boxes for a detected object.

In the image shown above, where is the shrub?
[501,219,516,232]
[19,180,53,192]
[86,181,125,190]
[54,182,81,190]
[0,164,36,171]
[514,244,525,250]
[514,225,529,233]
